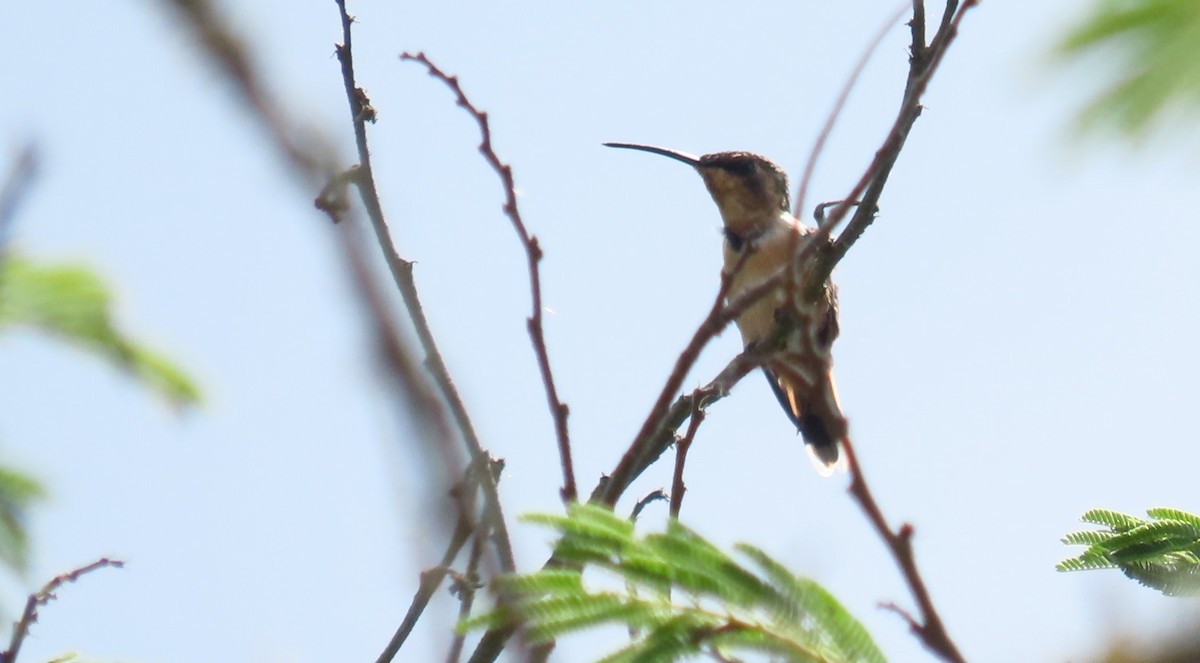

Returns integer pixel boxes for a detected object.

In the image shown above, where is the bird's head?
[604,142,791,236]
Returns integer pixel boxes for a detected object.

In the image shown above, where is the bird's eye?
[725,160,756,177]
[724,228,744,252]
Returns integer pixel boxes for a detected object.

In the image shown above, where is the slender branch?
[468,352,761,663]
[375,506,474,663]
[841,437,965,663]
[669,398,707,518]
[595,252,749,507]
[818,0,977,281]
[630,489,669,522]
[910,0,928,57]
[160,0,325,182]
[400,51,578,504]
[445,520,488,663]
[0,145,38,258]
[792,2,909,221]
[331,3,517,573]
[0,558,124,663]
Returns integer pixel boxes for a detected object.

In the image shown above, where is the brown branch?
[1,558,124,663]
[331,3,517,573]
[594,253,748,507]
[445,518,488,663]
[375,505,474,663]
[818,0,977,282]
[842,437,965,663]
[400,51,578,504]
[161,0,325,183]
[669,397,707,518]
[792,2,910,220]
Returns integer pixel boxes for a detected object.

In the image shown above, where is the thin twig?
[331,3,517,573]
[401,51,578,504]
[910,0,928,57]
[792,2,909,221]
[445,519,488,663]
[1,558,124,663]
[630,489,669,522]
[161,0,325,182]
[841,436,965,663]
[669,398,707,518]
[818,0,976,283]
[375,506,474,663]
[0,145,38,259]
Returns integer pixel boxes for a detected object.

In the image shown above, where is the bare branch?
[0,145,38,258]
[792,2,909,220]
[400,51,578,504]
[817,0,978,284]
[669,397,707,518]
[630,489,669,522]
[330,4,517,573]
[842,437,965,662]
[375,505,474,663]
[1,558,124,663]
[160,0,326,183]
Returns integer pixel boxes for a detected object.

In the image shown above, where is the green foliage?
[1058,507,1200,596]
[0,254,201,406]
[464,504,885,663]
[1055,0,1200,138]
[0,465,44,574]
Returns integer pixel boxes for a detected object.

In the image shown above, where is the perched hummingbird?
[605,142,847,474]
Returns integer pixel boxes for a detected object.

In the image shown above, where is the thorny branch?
[0,558,124,663]
[400,51,578,505]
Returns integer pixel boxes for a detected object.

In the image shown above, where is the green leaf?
[1059,506,1200,596]
[1054,0,1200,139]
[0,464,44,574]
[739,544,886,663]
[0,255,201,406]
[1079,509,1143,532]
[1062,529,1117,547]
[466,504,884,662]
[1146,507,1200,529]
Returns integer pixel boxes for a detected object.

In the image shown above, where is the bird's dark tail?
[763,368,846,476]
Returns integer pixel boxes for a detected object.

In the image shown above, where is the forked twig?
[329,2,517,575]
[1,558,124,663]
[400,51,577,504]
[669,396,708,518]
[793,1,910,221]
[842,437,965,662]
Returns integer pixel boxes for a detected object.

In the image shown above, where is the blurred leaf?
[465,504,885,663]
[1055,0,1200,138]
[0,464,44,574]
[0,255,201,406]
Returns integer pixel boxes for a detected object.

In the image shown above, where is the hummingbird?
[605,142,847,474]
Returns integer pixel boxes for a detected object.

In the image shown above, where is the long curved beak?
[603,142,701,167]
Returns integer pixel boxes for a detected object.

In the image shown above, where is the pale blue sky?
[3,1,1200,662]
